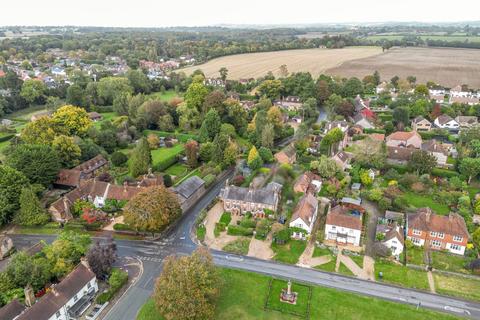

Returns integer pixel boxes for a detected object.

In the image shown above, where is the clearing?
[326,47,480,88]
[137,268,460,320]
[179,47,382,79]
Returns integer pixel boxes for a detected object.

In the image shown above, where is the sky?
[2,0,480,27]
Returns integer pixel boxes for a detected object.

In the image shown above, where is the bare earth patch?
[326,47,480,88]
[248,235,275,260]
[180,47,382,79]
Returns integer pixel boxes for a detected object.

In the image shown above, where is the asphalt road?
[8,167,480,319]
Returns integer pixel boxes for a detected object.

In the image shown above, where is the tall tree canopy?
[129,138,152,177]
[0,165,29,225]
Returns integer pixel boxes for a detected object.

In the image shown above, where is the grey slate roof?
[221,185,279,206]
[174,176,205,199]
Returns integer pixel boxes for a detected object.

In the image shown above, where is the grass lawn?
[312,246,331,257]
[431,251,470,274]
[407,246,425,266]
[151,144,185,167]
[144,129,197,143]
[434,273,480,302]
[94,112,119,128]
[314,259,336,272]
[8,104,48,120]
[339,262,355,276]
[222,238,251,255]
[265,279,311,318]
[196,225,206,241]
[271,240,307,264]
[402,192,450,215]
[137,268,460,320]
[148,90,181,102]
[164,163,187,176]
[375,260,429,290]
[349,255,364,268]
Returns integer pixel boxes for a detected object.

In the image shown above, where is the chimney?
[425,209,431,223]
[81,256,91,270]
[51,285,59,297]
[448,213,454,222]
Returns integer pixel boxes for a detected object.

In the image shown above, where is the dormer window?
[453,235,463,242]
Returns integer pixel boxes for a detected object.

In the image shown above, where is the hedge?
[96,268,128,304]
[219,212,232,225]
[203,174,215,187]
[431,168,459,178]
[154,154,178,172]
[239,218,257,229]
[113,223,133,231]
[364,128,386,134]
[0,134,14,143]
[227,225,254,236]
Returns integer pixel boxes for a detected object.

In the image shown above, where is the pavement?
[7,167,480,320]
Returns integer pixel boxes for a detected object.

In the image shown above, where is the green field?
[137,268,460,320]
[150,144,185,168]
[94,112,119,128]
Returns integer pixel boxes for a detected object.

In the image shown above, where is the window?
[56,311,61,318]
[331,226,336,230]
[412,237,421,245]
[87,282,91,289]
[438,232,444,239]
[413,229,421,236]
[430,231,437,237]
[453,235,463,242]
[431,240,441,247]
[450,244,461,251]
[74,294,78,302]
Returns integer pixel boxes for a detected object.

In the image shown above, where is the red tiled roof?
[55,169,82,187]
[291,194,318,225]
[386,131,419,142]
[408,208,469,238]
[327,206,362,230]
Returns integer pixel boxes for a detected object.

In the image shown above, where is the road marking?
[135,256,163,263]
[444,306,471,315]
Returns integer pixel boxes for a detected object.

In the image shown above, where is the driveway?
[362,199,382,257]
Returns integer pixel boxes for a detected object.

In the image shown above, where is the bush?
[255,219,271,240]
[163,174,173,187]
[111,151,128,166]
[95,268,128,304]
[214,222,226,236]
[203,174,215,187]
[227,225,254,236]
[258,147,274,163]
[432,168,459,178]
[113,223,132,231]
[273,228,291,244]
[219,212,232,225]
[364,128,386,134]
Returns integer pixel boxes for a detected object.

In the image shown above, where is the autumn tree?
[247,146,263,170]
[147,134,160,149]
[351,137,387,169]
[185,140,199,168]
[314,156,339,178]
[154,248,220,320]
[316,79,331,104]
[52,105,92,137]
[5,144,61,187]
[52,135,81,167]
[86,240,117,279]
[185,80,209,113]
[21,116,58,145]
[261,123,275,149]
[223,142,239,168]
[129,138,152,177]
[14,187,49,226]
[123,186,181,234]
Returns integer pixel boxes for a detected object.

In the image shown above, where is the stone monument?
[280,279,298,305]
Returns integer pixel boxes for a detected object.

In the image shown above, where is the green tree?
[223,142,239,168]
[320,127,344,156]
[219,67,228,82]
[460,157,480,184]
[414,84,429,96]
[0,165,29,225]
[127,69,151,93]
[15,187,49,226]
[21,116,58,144]
[97,77,133,105]
[6,252,52,290]
[129,138,152,177]
[342,77,364,98]
[66,84,86,107]
[315,155,339,178]
[258,80,283,100]
[199,109,221,142]
[259,147,274,163]
[199,142,214,162]
[184,81,209,113]
[247,146,263,170]
[393,106,410,127]
[409,150,436,174]
[111,151,128,167]
[5,144,61,187]
[124,186,181,234]
[154,248,220,320]
[261,123,275,148]
[212,133,229,165]
[185,140,199,169]
[473,227,480,249]
[113,92,132,115]
[20,79,47,104]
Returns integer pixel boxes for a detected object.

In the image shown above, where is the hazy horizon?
[2,0,480,28]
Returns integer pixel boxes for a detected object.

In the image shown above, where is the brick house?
[274,144,296,165]
[293,172,322,194]
[407,208,469,255]
[55,155,109,187]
